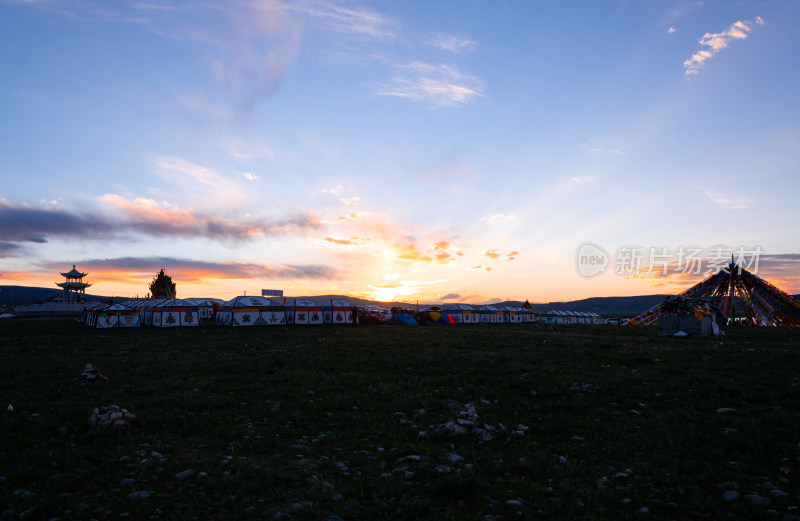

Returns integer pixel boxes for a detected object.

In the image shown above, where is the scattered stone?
[569,383,600,392]
[175,469,195,480]
[433,402,499,441]
[715,408,736,413]
[770,489,788,498]
[331,493,344,503]
[126,491,151,502]
[90,406,137,428]
[447,453,464,464]
[506,500,523,507]
[435,465,451,473]
[473,427,493,441]
[119,478,136,487]
[512,424,529,436]
[74,363,108,385]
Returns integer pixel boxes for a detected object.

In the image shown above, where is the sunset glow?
[1,1,799,303]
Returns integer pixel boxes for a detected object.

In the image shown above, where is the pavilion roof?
[61,265,88,278]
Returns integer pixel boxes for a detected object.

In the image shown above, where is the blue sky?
[1,0,799,303]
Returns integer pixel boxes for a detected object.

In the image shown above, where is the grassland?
[1,319,798,520]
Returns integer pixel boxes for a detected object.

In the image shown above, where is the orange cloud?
[334,212,365,223]
[483,250,501,259]
[396,243,433,263]
[318,236,371,247]
[507,250,520,261]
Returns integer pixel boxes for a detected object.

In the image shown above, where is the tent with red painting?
[92,303,141,328]
[322,299,355,325]
[626,260,800,327]
[285,298,324,325]
[216,296,286,327]
[147,298,200,328]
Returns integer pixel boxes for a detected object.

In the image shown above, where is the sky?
[1,0,799,304]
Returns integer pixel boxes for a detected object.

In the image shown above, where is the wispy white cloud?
[242,172,260,181]
[152,157,246,206]
[176,96,231,119]
[427,33,476,53]
[322,185,343,196]
[684,17,764,76]
[220,135,276,162]
[288,0,395,39]
[705,190,751,209]
[378,61,484,107]
[481,213,517,225]
[668,26,676,34]
[9,0,304,110]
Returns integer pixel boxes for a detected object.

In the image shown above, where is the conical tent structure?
[627,261,800,326]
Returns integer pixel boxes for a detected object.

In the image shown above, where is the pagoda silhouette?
[56,265,91,303]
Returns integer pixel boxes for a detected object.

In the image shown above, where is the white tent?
[478,305,502,323]
[94,303,141,328]
[183,298,226,320]
[443,304,478,324]
[323,299,354,324]
[216,296,286,327]
[144,298,200,327]
[500,306,524,323]
[285,299,324,325]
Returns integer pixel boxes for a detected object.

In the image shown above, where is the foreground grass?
[0,319,798,520]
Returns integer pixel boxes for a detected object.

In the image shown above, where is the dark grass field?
[1,319,799,520]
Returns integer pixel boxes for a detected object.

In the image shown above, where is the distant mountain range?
[4,285,798,317]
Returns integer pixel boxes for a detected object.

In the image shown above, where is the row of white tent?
[214,296,357,327]
[541,310,604,325]
[80,298,208,328]
[423,306,604,325]
[79,296,605,329]
[79,297,357,328]
[427,304,535,324]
